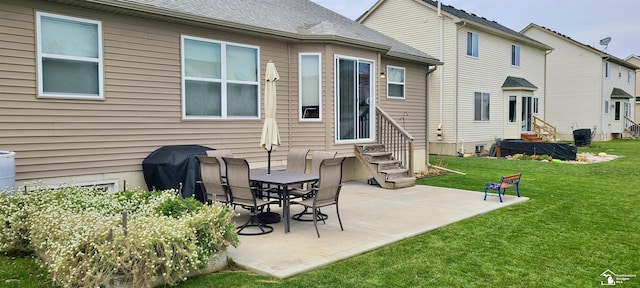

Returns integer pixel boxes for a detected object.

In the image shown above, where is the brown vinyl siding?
[378,59,427,151]
[1,0,289,182]
[287,44,332,153]
[1,0,432,185]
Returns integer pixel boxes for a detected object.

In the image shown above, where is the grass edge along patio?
[2,140,638,287]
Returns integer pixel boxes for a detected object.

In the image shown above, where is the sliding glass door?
[336,56,374,142]
[521,95,533,131]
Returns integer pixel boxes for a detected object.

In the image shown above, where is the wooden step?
[521,132,543,142]
[387,177,416,189]
[362,151,393,162]
[354,144,414,190]
[380,168,409,181]
[371,159,401,171]
[357,144,386,153]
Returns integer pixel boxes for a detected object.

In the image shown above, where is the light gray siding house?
[625,55,640,124]
[359,0,552,155]
[0,0,440,191]
[522,24,638,141]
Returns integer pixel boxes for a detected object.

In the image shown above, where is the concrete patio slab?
[226,180,528,279]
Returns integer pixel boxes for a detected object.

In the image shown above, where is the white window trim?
[466,32,479,58]
[605,62,610,79]
[299,53,322,122]
[508,95,517,123]
[386,65,406,99]
[334,54,376,144]
[511,45,521,67]
[618,66,622,78]
[474,92,490,121]
[36,11,104,99]
[624,102,630,118]
[180,35,260,120]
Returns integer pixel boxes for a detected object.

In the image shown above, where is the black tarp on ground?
[497,140,577,160]
[142,145,213,202]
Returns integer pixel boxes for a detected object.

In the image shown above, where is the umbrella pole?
[267,149,272,174]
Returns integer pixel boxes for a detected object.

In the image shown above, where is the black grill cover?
[573,129,592,147]
[142,145,212,202]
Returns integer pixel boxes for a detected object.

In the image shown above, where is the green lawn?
[2,140,639,287]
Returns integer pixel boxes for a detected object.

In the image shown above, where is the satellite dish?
[599,37,611,51]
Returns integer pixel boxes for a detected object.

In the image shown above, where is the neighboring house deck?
[0,0,440,191]
[359,0,552,156]
[522,24,638,141]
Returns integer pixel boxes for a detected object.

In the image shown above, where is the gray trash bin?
[0,151,16,193]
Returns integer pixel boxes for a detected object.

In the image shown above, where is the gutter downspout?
[455,20,467,155]
[544,49,552,131]
[426,65,463,174]
[437,0,444,141]
[427,65,437,168]
[288,43,292,152]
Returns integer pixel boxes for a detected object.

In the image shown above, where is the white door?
[611,100,623,132]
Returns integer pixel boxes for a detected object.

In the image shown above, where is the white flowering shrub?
[0,186,238,288]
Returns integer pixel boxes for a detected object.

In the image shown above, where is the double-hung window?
[182,36,259,119]
[474,92,490,121]
[386,66,405,99]
[624,102,630,118]
[467,32,479,57]
[36,12,103,98]
[299,53,321,120]
[618,66,622,78]
[511,45,520,66]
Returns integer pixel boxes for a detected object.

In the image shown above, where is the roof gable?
[79,0,441,65]
[522,23,640,70]
[502,76,538,91]
[611,87,633,99]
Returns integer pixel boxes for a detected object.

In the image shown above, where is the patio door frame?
[334,55,375,143]
[521,95,534,131]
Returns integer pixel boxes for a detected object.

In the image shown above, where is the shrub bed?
[0,186,238,287]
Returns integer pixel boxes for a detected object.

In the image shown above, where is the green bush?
[0,186,238,288]
[509,153,552,161]
[157,196,203,218]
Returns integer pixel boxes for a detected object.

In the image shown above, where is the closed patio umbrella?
[260,61,280,174]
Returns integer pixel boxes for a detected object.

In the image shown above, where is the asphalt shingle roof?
[611,87,633,98]
[420,0,549,49]
[102,0,441,65]
[502,76,538,90]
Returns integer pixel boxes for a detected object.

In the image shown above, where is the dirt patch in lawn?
[563,152,619,164]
